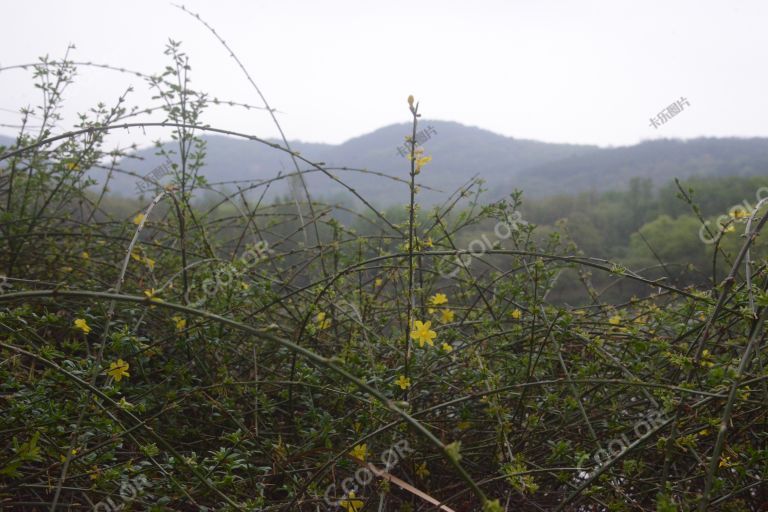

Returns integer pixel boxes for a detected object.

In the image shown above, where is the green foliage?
[1,43,767,512]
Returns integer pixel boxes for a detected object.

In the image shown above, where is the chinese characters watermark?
[649,97,690,129]
[135,163,172,194]
[397,125,437,158]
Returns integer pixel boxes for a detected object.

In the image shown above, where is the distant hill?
[513,137,768,196]
[4,124,768,204]
[98,121,598,205]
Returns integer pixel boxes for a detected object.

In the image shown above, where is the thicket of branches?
[1,14,768,511]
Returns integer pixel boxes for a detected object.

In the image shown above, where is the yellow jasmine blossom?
[510,309,522,320]
[143,257,156,270]
[701,349,715,368]
[143,289,163,302]
[730,208,748,219]
[608,315,622,326]
[738,386,751,401]
[395,375,411,390]
[132,213,146,225]
[60,448,78,462]
[350,444,368,461]
[107,359,130,382]
[117,397,134,410]
[339,490,364,512]
[74,318,91,334]
[130,251,142,262]
[423,237,433,248]
[440,309,455,323]
[410,320,437,348]
[429,293,448,306]
[719,456,732,468]
[315,311,331,330]
[81,251,90,260]
[415,155,432,173]
[441,342,454,353]
[416,462,430,479]
[374,278,383,287]
[724,225,735,233]
[172,316,186,331]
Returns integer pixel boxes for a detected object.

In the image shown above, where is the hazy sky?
[2,0,767,147]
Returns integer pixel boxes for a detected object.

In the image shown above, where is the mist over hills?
[4,122,768,204]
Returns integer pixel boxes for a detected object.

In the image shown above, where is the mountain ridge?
[3,123,767,204]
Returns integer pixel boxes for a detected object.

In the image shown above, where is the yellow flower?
[89,465,100,480]
[423,237,433,248]
[730,208,748,219]
[130,251,142,261]
[416,462,430,479]
[117,397,134,410]
[724,224,735,233]
[407,95,414,106]
[132,213,146,225]
[74,318,91,334]
[415,155,432,173]
[395,375,411,390]
[410,320,437,348]
[440,309,455,323]
[143,257,156,270]
[374,278,383,287]
[143,289,163,302]
[60,448,78,462]
[315,311,331,330]
[107,359,130,382]
[350,444,368,461]
[719,456,732,468]
[340,490,364,512]
[608,315,622,326]
[510,309,522,320]
[81,251,90,260]
[172,316,186,331]
[429,293,448,306]
[738,386,751,401]
[441,342,453,353]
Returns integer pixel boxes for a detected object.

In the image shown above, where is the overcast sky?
[2,0,767,148]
